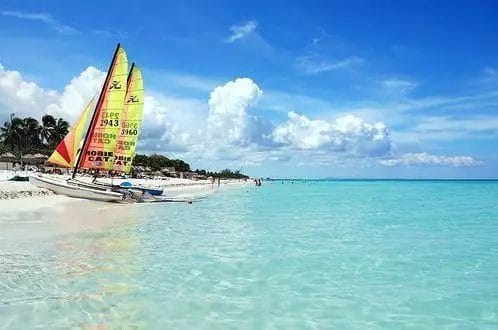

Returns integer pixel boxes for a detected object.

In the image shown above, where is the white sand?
[0,170,250,201]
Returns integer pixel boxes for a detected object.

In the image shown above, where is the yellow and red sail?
[113,64,144,173]
[78,45,128,170]
[47,99,93,167]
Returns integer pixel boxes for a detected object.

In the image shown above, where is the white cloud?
[225,20,257,43]
[207,78,264,146]
[1,10,78,35]
[273,111,391,156]
[379,153,483,167]
[414,116,498,133]
[0,64,104,123]
[0,63,59,118]
[92,29,129,39]
[4,63,487,174]
[295,55,365,74]
[45,67,105,120]
[139,93,206,153]
[0,63,204,155]
[382,78,417,94]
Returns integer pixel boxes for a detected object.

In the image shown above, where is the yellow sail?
[79,45,128,170]
[113,63,144,173]
[47,99,93,167]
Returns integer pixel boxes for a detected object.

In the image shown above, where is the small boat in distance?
[30,43,159,202]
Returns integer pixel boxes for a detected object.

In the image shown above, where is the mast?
[127,62,135,86]
[72,43,121,179]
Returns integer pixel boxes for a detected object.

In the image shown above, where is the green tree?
[51,117,69,147]
[40,114,56,145]
[40,115,69,148]
[0,142,9,154]
[132,154,148,166]
[0,114,24,156]
[22,117,42,151]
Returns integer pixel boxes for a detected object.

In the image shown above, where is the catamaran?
[30,43,160,202]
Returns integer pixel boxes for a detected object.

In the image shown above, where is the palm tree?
[0,114,24,155]
[22,117,42,150]
[50,117,69,147]
[40,114,56,145]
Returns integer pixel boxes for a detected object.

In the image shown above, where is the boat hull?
[67,179,158,203]
[29,175,125,203]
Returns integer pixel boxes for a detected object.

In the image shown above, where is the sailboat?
[69,61,163,197]
[30,44,150,202]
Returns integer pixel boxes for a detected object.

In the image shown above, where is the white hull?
[29,175,125,202]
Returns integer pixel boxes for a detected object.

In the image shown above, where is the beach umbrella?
[22,153,48,165]
[32,153,49,160]
[21,154,35,164]
[0,152,18,170]
[0,152,17,162]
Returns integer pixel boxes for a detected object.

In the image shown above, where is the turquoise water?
[1,181,498,328]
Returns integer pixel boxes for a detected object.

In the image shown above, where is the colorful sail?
[77,45,128,171]
[113,63,144,173]
[47,99,93,167]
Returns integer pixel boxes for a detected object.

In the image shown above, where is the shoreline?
[0,170,250,201]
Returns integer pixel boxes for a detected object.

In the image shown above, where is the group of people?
[254,179,262,187]
[209,176,221,187]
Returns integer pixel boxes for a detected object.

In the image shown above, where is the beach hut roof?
[0,152,17,162]
[22,153,48,164]
[32,153,48,158]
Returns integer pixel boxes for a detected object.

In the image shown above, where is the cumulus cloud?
[10,63,478,172]
[379,153,483,167]
[0,64,105,122]
[207,78,265,146]
[225,20,257,43]
[0,63,204,156]
[139,93,206,153]
[273,111,391,156]
[0,63,59,118]
[46,66,105,120]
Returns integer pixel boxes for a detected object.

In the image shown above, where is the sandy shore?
[0,170,249,201]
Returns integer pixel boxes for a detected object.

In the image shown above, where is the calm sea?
[1,180,498,328]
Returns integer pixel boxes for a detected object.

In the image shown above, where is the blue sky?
[0,0,497,178]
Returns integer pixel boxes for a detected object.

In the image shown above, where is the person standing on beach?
[217,177,220,187]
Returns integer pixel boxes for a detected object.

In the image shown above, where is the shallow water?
[1,181,498,328]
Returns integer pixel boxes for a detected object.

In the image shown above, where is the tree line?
[132,154,249,179]
[0,114,69,156]
[194,168,249,179]
[133,154,191,172]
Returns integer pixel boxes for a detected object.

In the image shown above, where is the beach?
[0,170,249,201]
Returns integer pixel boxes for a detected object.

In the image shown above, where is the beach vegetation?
[194,168,249,179]
[0,114,69,157]
[133,154,191,172]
